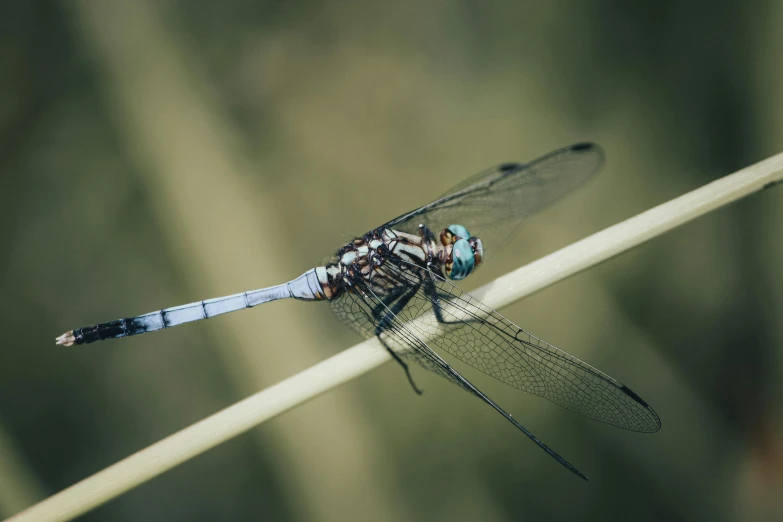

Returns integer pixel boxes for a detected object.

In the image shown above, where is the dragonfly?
[56,142,660,480]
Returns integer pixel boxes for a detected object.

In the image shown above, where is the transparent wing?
[378,142,604,249]
[367,260,661,433]
[330,285,589,480]
[330,288,469,391]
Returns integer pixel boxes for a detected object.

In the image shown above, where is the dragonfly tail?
[56,269,326,345]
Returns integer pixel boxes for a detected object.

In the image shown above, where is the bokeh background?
[1,1,782,521]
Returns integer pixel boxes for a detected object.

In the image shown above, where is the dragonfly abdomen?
[57,270,327,346]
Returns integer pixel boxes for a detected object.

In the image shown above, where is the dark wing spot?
[499,163,520,172]
[620,384,649,407]
[570,142,595,151]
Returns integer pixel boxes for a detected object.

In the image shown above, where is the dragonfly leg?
[369,286,406,319]
[424,278,483,326]
[377,336,424,395]
[373,284,424,395]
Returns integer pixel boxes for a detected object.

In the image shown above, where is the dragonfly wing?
[330,289,469,390]
[379,261,662,433]
[330,285,589,480]
[378,143,604,249]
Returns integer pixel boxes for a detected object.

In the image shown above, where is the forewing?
[379,143,604,249]
[330,285,589,479]
[381,261,662,433]
[330,288,470,391]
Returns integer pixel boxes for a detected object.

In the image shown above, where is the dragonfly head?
[441,225,484,280]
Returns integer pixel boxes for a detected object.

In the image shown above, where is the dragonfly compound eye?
[447,238,476,280]
[447,224,471,240]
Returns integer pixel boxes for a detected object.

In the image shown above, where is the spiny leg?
[378,335,424,395]
[388,256,485,329]
[369,285,406,319]
[372,284,425,395]
[424,278,484,327]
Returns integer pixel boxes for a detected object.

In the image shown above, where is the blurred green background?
[1,1,782,521]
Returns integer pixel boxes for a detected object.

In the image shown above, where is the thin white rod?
[6,151,783,522]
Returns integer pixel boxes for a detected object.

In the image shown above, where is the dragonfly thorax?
[316,225,484,299]
[319,229,431,298]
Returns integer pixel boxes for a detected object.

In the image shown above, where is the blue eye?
[448,238,475,280]
[447,224,471,240]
